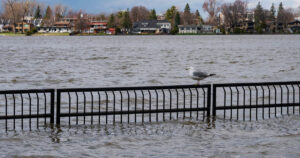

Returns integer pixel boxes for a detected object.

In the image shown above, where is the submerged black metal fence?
[213,81,300,120]
[56,85,211,126]
[0,89,55,130]
[0,81,299,130]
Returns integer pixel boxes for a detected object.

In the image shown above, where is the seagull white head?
[188,66,195,76]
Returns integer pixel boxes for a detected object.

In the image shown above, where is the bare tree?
[130,6,150,23]
[2,0,18,33]
[221,0,247,27]
[54,4,68,21]
[75,10,89,32]
[282,8,295,24]
[183,3,192,25]
[97,13,106,21]
[202,0,220,25]
[277,3,295,27]
[295,6,300,19]
[20,0,36,33]
[66,9,77,18]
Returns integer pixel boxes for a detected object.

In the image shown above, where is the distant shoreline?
[0,32,299,37]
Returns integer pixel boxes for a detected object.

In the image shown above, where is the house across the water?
[15,22,34,33]
[132,20,171,34]
[178,25,214,34]
[38,21,72,33]
[88,21,107,33]
[178,25,201,34]
[288,20,300,33]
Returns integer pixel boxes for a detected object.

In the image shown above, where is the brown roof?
[55,21,70,25]
[89,22,107,25]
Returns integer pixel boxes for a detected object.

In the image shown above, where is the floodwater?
[0,35,300,157]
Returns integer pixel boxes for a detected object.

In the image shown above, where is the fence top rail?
[0,89,55,95]
[57,84,211,93]
[213,81,300,87]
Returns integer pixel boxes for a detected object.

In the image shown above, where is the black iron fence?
[0,81,299,130]
[0,89,55,130]
[213,81,300,120]
[56,85,211,126]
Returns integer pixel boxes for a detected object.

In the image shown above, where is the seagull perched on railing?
[187,66,215,85]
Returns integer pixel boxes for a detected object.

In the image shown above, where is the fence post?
[56,90,61,125]
[207,85,211,117]
[50,89,55,124]
[212,85,217,117]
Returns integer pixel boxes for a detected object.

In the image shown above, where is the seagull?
[187,66,215,85]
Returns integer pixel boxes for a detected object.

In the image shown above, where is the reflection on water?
[0,116,299,158]
[0,35,300,157]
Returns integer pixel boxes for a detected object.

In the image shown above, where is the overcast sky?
[1,0,299,16]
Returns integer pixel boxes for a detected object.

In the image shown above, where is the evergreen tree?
[278,2,284,13]
[270,3,276,21]
[108,14,115,28]
[183,3,192,25]
[184,3,190,13]
[174,11,180,27]
[34,5,42,19]
[44,6,52,20]
[171,12,181,34]
[43,6,53,26]
[195,9,204,25]
[149,9,157,20]
[277,2,284,24]
[122,10,131,30]
[165,6,177,22]
[195,9,200,17]
[254,2,265,33]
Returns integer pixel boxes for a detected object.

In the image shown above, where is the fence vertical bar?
[212,85,217,117]
[13,94,16,130]
[21,94,24,129]
[28,93,32,129]
[202,88,206,120]
[43,93,47,126]
[207,85,211,117]
[5,94,8,131]
[56,90,61,125]
[35,93,39,129]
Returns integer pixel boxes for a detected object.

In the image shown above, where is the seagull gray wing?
[193,71,209,78]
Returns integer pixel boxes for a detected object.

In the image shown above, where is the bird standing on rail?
[187,66,215,85]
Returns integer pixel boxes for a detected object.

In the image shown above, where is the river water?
[0,35,299,157]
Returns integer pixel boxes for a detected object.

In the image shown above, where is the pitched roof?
[133,20,170,29]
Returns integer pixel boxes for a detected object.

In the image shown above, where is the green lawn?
[33,32,70,36]
[0,32,25,36]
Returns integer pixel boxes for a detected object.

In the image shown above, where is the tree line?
[1,0,299,34]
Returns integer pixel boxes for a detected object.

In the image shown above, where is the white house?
[157,21,171,30]
[178,25,201,34]
[201,25,213,33]
[0,24,3,32]
[38,21,72,33]
[132,20,171,34]
[0,19,5,32]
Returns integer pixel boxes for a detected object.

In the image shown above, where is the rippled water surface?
[0,35,300,157]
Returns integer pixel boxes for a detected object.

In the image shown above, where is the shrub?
[25,30,33,36]
[32,27,38,33]
[233,27,241,34]
[170,26,179,35]
[116,28,121,34]
[220,28,226,34]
